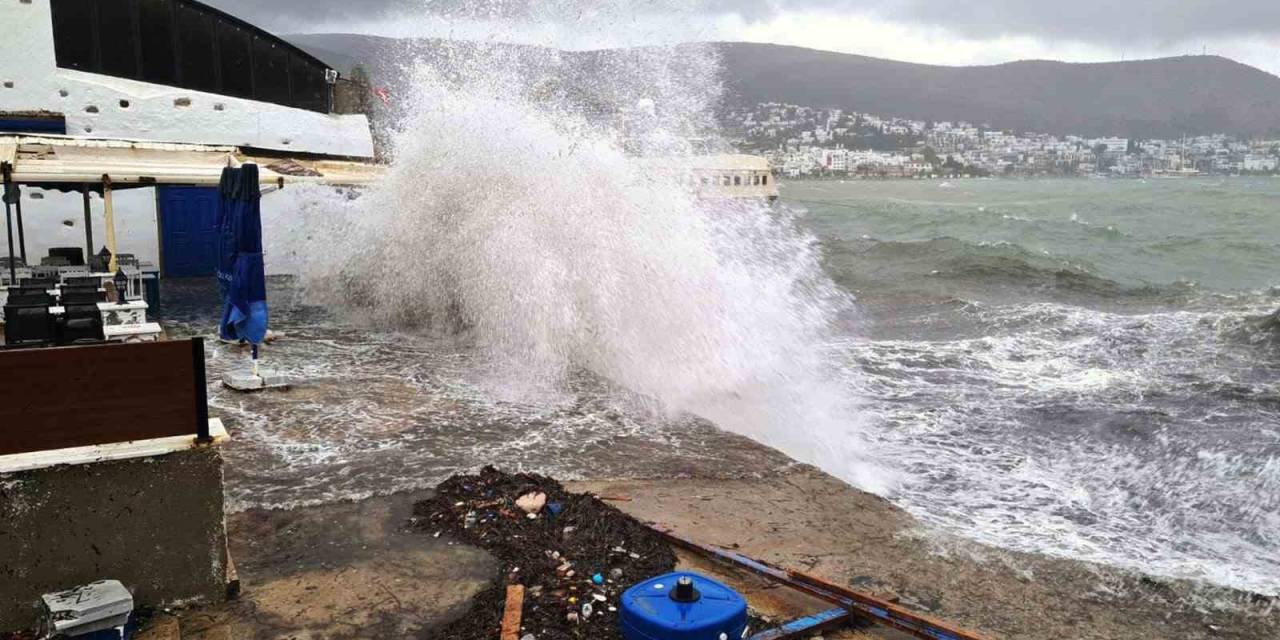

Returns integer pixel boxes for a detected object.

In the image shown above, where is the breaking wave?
[273,42,889,492]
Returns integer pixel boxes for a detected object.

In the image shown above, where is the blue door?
[159,187,220,278]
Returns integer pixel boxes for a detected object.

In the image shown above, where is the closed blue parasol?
[217,164,269,365]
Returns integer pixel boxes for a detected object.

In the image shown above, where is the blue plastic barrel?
[620,572,748,640]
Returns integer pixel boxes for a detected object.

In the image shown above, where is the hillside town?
[726,102,1280,178]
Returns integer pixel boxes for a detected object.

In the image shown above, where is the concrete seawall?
[0,447,228,632]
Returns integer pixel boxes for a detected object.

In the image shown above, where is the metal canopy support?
[3,162,15,284]
[103,175,118,274]
[193,338,212,445]
[750,608,853,640]
[82,185,95,262]
[14,185,25,264]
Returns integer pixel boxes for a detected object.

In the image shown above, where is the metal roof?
[177,0,334,74]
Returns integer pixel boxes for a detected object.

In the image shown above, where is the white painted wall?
[0,0,375,158]
[11,184,363,276]
[13,185,353,276]
[12,187,160,267]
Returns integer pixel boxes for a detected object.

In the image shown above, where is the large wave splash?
[271,41,891,492]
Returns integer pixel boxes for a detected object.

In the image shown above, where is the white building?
[1,1,372,157]
[1243,155,1279,172]
[1091,137,1130,156]
[826,149,849,173]
[1,0,376,273]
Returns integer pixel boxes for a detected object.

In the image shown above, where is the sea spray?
[269,40,892,492]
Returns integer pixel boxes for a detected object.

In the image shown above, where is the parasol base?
[222,369,292,392]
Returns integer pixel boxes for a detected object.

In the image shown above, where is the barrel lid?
[620,572,747,640]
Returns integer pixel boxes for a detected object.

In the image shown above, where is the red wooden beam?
[500,584,525,640]
[652,526,993,640]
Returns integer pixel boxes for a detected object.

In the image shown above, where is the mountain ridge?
[286,34,1280,139]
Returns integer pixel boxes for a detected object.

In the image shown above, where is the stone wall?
[0,447,228,632]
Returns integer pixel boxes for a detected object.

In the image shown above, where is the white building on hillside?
[1243,154,1278,172]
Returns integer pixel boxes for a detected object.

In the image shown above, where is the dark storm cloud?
[202,0,1280,44]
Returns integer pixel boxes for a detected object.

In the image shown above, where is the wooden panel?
[0,340,204,456]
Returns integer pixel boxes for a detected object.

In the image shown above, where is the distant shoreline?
[775,173,1278,182]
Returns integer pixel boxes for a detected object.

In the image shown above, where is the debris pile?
[413,467,677,640]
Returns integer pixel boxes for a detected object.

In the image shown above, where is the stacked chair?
[3,287,56,348]
[61,287,106,305]
[59,304,104,344]
[2,280,106,348]
[47,247,86,266]
[64,276,102,288]
[55,282,106,345]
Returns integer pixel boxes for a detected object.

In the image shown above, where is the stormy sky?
[204,0,1280,75]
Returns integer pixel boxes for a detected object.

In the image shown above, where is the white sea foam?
[268,36,890,494]
[845,301,1280,596]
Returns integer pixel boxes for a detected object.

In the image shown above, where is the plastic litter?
[516,492,548,514]
[41,580,134,639]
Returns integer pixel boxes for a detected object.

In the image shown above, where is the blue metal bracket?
[749,608,851,640]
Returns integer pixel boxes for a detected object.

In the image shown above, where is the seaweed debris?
[413,467,677,639]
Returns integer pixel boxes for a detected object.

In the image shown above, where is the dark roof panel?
[181,0,334,74]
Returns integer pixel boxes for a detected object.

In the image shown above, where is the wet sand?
[139,462,1277,640]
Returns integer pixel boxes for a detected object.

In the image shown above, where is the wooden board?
[0,340,206,456]
[500,585,525,640]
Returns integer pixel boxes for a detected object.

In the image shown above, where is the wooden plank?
[0,419,228,474]
[0,340,203,455]
[500,584,525,640]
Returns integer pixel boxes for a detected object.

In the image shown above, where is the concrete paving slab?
[166,492,498,640]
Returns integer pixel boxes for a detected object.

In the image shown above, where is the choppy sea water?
[798,178,1280,597]
[161,279,801,512]
[167,177,1279,598]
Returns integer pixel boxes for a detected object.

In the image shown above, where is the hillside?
[718,43,1280,139]
[287,34,1280,139]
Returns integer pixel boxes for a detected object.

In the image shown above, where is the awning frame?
[1,134,385,189]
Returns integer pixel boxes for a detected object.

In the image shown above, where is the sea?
[168,176,1280,601]
[157,34,1280,600]
[793,177,1280,597]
